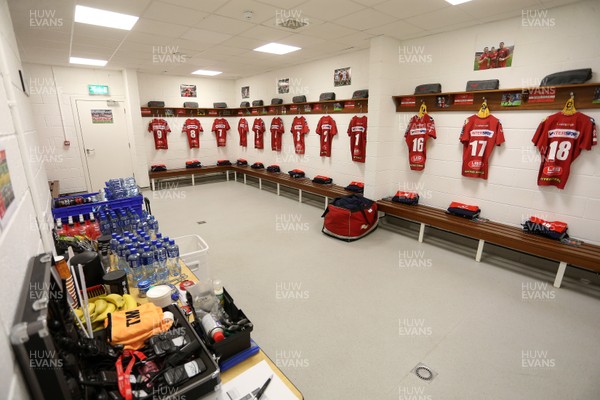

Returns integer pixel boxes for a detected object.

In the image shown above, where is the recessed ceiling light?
[75,5,139,30]
[445,0,473,4]
[69,57,108,66]
[253,43,301,55]
[191,69,222,76]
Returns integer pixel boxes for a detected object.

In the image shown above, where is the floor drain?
[411,363,438,383]
[196,221,206,224]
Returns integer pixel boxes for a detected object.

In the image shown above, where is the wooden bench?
[377,199,600,288]
[232,166,350,208]
[148,165,233,190]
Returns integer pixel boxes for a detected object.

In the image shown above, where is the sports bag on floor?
[322,194,378,241]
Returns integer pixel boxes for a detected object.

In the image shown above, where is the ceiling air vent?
[277,17,309,30]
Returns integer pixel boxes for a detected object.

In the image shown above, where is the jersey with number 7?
[532,112,597,189]
[460,115,505,179]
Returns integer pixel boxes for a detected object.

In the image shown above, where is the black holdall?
[352,89,369,99]
[266,165,280,173]
[312,175,333,184]
[217,160,232,166]
[240,101,250,107]
[183,102,198,108]
[414,84,442,95]
[252,100,264,106]
[466,80,499,91]
[540,68,592,86]
[150,164,167,172]
[288,169,305,178]
[319,92,336,101]
[147,101,165,107]
[236,159,248,166]
[250,162,264,169]
[213,102,227,108]
[271,98,283,105]
[186,160,202,168]
[292,95,307,103]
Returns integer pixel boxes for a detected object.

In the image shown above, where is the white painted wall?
[0,0,53,397]
[379,0,600,244]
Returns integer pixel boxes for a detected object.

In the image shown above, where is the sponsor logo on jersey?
[351,127,365,133]
[468,160,483,170]
[215,124,226,129]
[410,128,426,136]
[410,155,424,163]
[470,129,494,137]
[321,124,332,130]
[548,129,580,139]
[543,165,563,175]
[293,125,303,130]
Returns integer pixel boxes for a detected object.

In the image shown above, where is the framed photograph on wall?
[241,86,250,99]
[0,149,16,229]
[277,78,289,94]
[334,67,351,87]
[180,84,197,97]
[473,40,514,71]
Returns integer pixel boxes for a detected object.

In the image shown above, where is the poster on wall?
[277,78,289,94]
[241,86,250,99]
[334,67,351,87]
[180,84,197,97]
[473,40,514,71]
[0,149,16,229]
[91,109,113,124]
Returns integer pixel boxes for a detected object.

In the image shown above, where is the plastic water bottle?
[128,249,143,286]
[148,215,157,239]
[155,242,169,284]
[167,239,181,277]
[109,234,120,269]
[109,211,119,234]
[141,246,156,284]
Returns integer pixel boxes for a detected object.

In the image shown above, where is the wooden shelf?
[141,98,368,118]
[393,83,600,113]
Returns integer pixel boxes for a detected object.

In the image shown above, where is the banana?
[74,308,84,319]
[104,294,125,309]
[87,302,96,316]
[93,299,108,316]
[122,294,137,311]
[92,303,116,323]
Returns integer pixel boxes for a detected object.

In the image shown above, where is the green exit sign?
[88,84,109,95]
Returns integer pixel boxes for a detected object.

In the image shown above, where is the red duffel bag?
[322,194,378,241]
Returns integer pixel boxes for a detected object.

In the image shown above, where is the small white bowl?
[146,285,172,308]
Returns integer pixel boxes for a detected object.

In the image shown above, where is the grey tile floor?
[145,179,600,400]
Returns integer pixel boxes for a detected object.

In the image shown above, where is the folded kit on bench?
[447,201,481,219]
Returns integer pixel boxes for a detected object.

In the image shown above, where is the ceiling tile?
[196,14,256,35]
[125,31,175,46]
[219,36,267,51]
[214,1,280,24]
[142,1,208,26]
[408,5,474,30]
[334,8,397,31]
[241,25,294,41]
[74,23,130,42]
[351,0,389,5]
[365,19,425,40]
[373,0,450,20]
[132,18,190,38]
[458,0,540,19]
[158,0,230,13]
[180,28,232,45]
[256,0,310,9]
[299,0,366,21]
[77,0,151,16]
[301,22,357,39]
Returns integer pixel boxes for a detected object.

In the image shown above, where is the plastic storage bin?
[174,234,209,282]
[51,194,143,220]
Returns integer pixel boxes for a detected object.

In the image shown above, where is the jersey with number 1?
[211,118,230,147]
[316,116,338,157]
[148,118,170,149]
[252,118,266,149]
[270,117,284,151]
[291,116,309,155]
[532,112,597,189]
[405,114,436,171]
[460,115,505,179]
[182,118,203,149]
[238,118,249,147]
[348,116,368,163]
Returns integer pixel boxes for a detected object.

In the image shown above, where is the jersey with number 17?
[532,112,597,189]
[460,115,505,179]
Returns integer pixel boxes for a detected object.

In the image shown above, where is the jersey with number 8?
[460,115,505,179]
[532,111,597,189]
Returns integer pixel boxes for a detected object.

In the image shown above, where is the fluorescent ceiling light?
[191,69,222,76]
[253,43,301,55]
[70,57,108,67]
[445,0,473,4]
[74,5,139,30]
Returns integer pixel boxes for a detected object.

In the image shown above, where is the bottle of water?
[167,239,181,278]
[109,234,120,269]
[148,215,157,239]
[141,246,156,284]
[109,211,120,234]
[128,249,143,286]
[155,242,169,284]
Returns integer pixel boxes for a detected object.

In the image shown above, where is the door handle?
[86,148,95,154]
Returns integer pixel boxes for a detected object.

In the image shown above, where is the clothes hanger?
[477,97,490,118]
[418,101,427,118]
[562,92,577,116]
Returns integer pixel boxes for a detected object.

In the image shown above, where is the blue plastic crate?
[52,194,143,221]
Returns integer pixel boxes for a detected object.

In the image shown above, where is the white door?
[76,100,134,192]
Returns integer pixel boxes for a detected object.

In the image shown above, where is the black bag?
[252,100,264,106]
[540,68,592,86]
[352,90,369,99]
[271,98,283,105]
[267,165,280,173]
[251,162,264,169]
[466,80,499,91]
[319,92,336,101]
[292,95,307,103]
[414,84,442,94]
[185,160,202,168]
[345,181,364,193]
[150,164,167,172]
[217,160,232,166]
[213,102,227,108]
[147,101,165,107]
[240,101,250,107]
[236,159,248,166]
[288,169,305,178]
[183,102,198,108]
